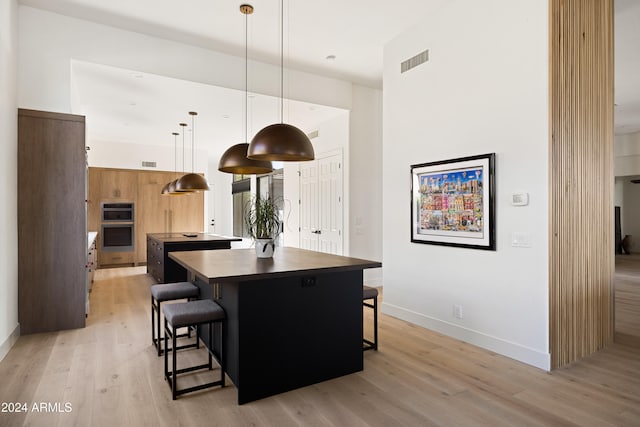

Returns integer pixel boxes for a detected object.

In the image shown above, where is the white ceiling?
[19,0,640,151]
[70,60,347,152]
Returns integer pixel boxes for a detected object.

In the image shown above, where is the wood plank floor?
[1,262,639,427]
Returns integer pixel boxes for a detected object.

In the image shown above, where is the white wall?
[350,85,383,285]
[0,0,19,362]
[18,6,369,246]
[88,140,208,173]
[615,131,640,176]
[621,177,640,253]
[18,6,353,117]
[383,0,550,369]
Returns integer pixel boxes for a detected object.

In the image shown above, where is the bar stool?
[164,299,226,400]
[151,282,200,356]
[363,285,378,351]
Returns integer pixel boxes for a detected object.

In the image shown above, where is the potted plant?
[245,194,282,258]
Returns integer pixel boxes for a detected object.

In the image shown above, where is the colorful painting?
[411,153,495,250]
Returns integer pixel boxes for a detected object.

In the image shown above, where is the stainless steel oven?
[101,223,135,252]
[101,202,135,252]
[101,202,134,222]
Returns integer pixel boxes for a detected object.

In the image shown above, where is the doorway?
[299,150,343,255]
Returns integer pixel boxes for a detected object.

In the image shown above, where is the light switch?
[511,232,532,248]
[511,192,529,206]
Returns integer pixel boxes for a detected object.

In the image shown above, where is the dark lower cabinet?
[194,270,363,405]
[146,233,239,283]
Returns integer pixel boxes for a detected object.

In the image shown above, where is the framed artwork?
[410,153,495,250]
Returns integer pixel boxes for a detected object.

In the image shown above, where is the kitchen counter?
[170,247,382,404]
[88,231,98,250]
[146,232,241,244]
[147,233,241,283]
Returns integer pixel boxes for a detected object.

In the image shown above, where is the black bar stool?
[151,282,200,356]
[363,286,378,351]
[163,299,226,400]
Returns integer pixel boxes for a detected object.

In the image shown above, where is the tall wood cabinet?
[18,109,87,334]
[88,168,204,266]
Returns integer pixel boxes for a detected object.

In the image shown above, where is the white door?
[299,151,343,255]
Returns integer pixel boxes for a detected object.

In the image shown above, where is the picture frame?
[410,153,496,250]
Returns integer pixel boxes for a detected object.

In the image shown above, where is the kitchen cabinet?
[99,169,137,200]
[88,168,205,266]
[18,109,86,334]
[135,171,205,264]
[147,233,239,283]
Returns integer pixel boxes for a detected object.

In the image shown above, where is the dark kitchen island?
[169,247,382,404]
[146,233,241,283]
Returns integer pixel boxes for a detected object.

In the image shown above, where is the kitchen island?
[169,247,382,404]
[146,233,241,283]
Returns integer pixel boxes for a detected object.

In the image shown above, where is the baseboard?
[381,302,551,371]
[0,323,20,363]
[363,267,383,287]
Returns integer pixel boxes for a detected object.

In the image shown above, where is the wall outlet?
[453,304,463,319]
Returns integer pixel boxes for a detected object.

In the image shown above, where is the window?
[232,175,251,237]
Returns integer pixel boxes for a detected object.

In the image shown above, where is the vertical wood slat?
[549,0,614,369]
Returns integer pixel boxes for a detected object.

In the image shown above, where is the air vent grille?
[142,161,157,168]
[401,49,429,73]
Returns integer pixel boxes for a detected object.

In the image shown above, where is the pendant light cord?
[191,113,196,173]
[173,132,178,179]
[280,0,284,123]
[180,123,187,173]
[245,8,248,143]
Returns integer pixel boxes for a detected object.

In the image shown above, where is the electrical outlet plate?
[511,192,529,206]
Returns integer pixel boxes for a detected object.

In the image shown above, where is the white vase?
[255,238,275,258]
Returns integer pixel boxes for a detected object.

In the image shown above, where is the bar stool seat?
[363,285,378,351]
[164,299,226,400]
[151,282,200,356]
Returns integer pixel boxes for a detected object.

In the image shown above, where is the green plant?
[245,195,282,240]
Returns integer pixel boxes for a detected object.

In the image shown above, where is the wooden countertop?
[169,247,382,282]
[147,232,241,244]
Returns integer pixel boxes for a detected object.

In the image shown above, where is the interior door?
[299,151,343,255]
[299,161,319,251]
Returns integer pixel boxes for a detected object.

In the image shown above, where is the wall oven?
[101,202,135,252]
[101,202,134,222]
[101,223,135,252]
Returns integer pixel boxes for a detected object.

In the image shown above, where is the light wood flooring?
[0,261,639,427]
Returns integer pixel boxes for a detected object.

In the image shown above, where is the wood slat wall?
[549,0,614,368]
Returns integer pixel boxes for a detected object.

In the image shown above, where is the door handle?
[312,230,322,234]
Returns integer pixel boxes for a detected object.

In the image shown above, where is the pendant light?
[161,131,187,196]
[176,112,210,191]
[171,122,192,194]
[246,0,314,162]
[218,4,274,174]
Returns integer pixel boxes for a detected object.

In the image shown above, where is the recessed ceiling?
[21,0,640,135]
[70,60,348,154]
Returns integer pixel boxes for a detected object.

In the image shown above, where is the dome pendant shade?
[161,182,171,195]
[162,179,189,196]
[247,123,314,161]
[175,173,210,192]
[167,179,188,196]
[218,143,274,174]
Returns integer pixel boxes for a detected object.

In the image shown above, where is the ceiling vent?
[307,130,319,139]
[142,161,157,168]
[401,49,429,73]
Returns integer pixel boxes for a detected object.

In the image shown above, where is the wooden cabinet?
[88,168,205,266]
[18,109,86,334]
[135,171,205,264]
[99,169,137,200]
